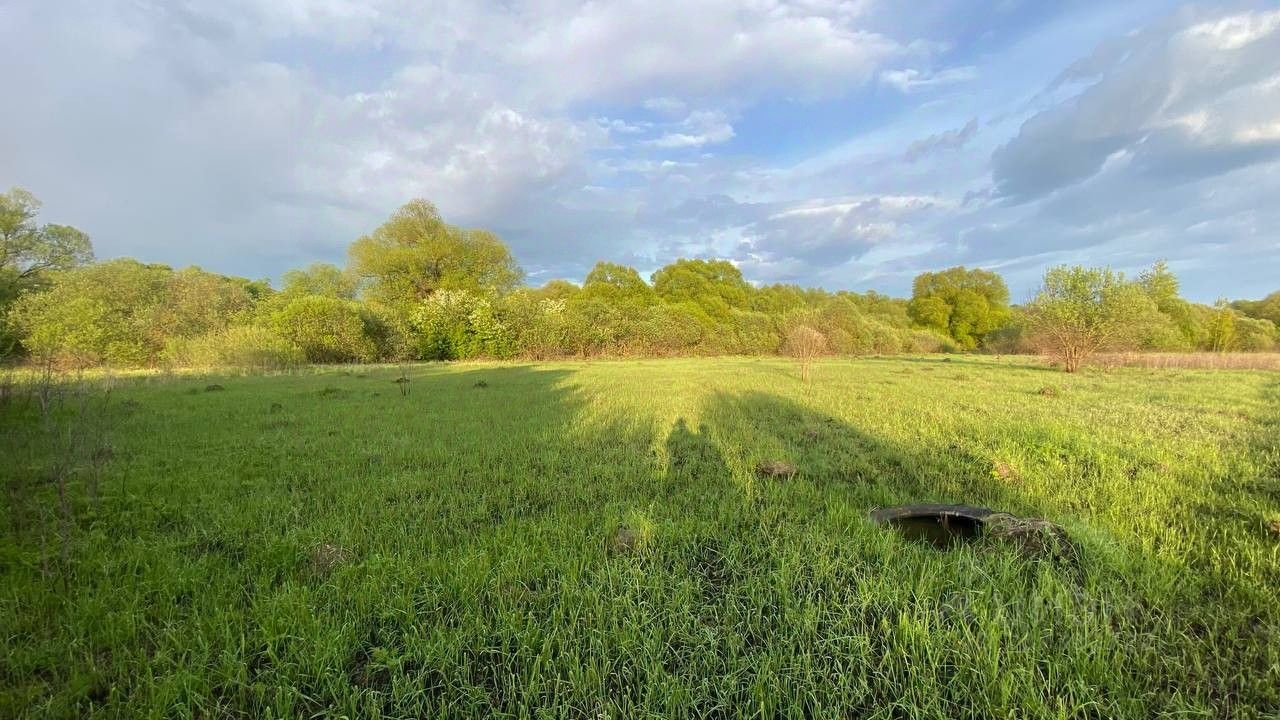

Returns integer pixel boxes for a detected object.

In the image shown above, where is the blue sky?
[2,0,1278,302]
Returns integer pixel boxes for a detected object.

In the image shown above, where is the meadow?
[2,356,1278,718]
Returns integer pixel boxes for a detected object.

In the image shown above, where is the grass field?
[3,356,1279,718]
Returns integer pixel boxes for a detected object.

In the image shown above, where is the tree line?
[2,188,1277,372]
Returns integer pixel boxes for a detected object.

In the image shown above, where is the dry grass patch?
[1090,352,1280,370]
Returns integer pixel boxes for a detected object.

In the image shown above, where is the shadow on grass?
[700,387,1280,716]
[7,365,1279,717]
[859,354,1058,372]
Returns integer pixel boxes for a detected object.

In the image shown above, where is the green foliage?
[8,260,264,367]
[907,266,1011,348]
[10,260,172,366]
[651,258,751,318]
[0,188,94,280]
[1207,300,1237,352]
[7,192,1273,369]
[281,262,358,300]
[1231,315,1278,351]
[0,188,95,357]
[582,261,655,306]
[1026,265,1153,372]
[164,325,303,370]
[1232,291,1280,338]
[348,199,522,311]
[409,290,519,360]
[270,295,377,364]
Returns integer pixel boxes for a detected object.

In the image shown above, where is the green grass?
[2,356,1278,718]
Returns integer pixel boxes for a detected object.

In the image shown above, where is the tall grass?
[1090,351,1280,370]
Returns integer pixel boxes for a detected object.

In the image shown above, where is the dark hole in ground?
[886,515,983,548]
[871,504,994,549]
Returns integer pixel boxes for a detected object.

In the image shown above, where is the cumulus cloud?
[992,7,1280,202]
[514,0,905,103]
[3,0,1278,301]
[644,111,736,149]
[733,195,954,280]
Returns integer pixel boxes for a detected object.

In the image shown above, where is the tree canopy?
[1025,265,1152,372]
[907,266,1010,349]
[4,191,1275,369]
[348,199,522,311]
[651,259,751,318]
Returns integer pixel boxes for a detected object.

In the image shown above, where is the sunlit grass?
[2,356,1277,718]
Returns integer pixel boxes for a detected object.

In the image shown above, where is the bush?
[271,296,376,363]
[165,326,303,370]
[905,329,960,353]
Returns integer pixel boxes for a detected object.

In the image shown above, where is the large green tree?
[582,261,655,306]
[281,262,358,300]
[1025,265,1152,372]
[1,188,94,355]
[348,200,522,311]
[906,266,1010,349]
[1,188,94,280]
[1233,290,1280,328]
[651,259,751,318]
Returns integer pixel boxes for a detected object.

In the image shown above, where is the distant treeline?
[2,189,1277,370]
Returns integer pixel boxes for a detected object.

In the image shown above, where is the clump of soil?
[609,525,646,555]
[309,543,352,574]
[1037,386,1058,397]
[204,384,225,392]
[983,514,1078,564]
[992,461,1020,482]
[1265,515,1280,538]
[755,460,797,478]
[474,380,489,389]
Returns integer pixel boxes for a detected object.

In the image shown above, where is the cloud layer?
[1,0,1276,300]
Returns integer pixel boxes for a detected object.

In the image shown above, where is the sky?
[2,0,1278,303]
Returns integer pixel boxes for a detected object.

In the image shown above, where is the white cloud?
[3,0,1278,302]
[880,65,977,92]
[993,7,1280,201]
[644,111,736,149]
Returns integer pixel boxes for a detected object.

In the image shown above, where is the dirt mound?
[309,543,351,574]
[609,525,645,555]
[983,513,1078,564]
[755,460,797,478]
